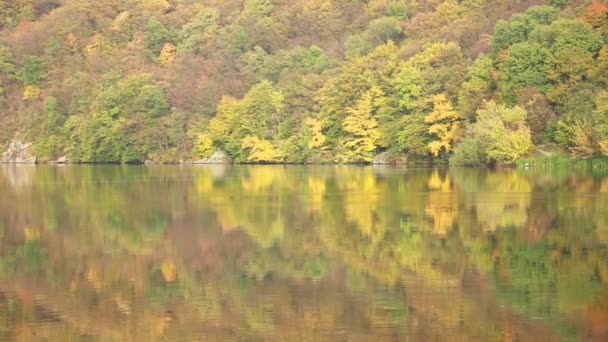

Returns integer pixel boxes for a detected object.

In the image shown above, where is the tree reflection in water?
[0,165,606,341]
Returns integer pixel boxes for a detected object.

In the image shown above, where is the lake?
[0,165,606,341]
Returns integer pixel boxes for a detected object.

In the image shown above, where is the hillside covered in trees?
[0,0,607,164]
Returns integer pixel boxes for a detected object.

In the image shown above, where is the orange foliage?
[586,303,608,333]
[579,1,608,34]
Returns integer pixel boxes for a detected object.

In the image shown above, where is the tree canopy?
[0,0,607,164]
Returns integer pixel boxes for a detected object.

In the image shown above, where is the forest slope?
[0,0,607,163]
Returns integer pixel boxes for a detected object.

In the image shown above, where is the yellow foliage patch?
[23,85,42,100]
[161,261,177,282]
[159,43,177,65]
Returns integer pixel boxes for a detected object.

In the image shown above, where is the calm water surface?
[0,165,606,341]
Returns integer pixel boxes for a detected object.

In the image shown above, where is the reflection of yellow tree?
[338,167,382,239]
[425,170,458,236]
[307,176,326,212]
[317,167,460,286]
[455,170,531,232]
[2,165,607,340]
[601,178,608,193]
[197,166,291,247]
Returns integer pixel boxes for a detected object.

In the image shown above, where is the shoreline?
[0,161,435,166]
[2,156,608,170]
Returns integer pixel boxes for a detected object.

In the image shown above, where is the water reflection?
[0,165,606,340]
[0,164,36,189]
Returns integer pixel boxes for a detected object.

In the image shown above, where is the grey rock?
[372,152,391,165]
[50,155,70,164]
[1,140,37,164]
[372,152,407,165]
[193,151,233,164]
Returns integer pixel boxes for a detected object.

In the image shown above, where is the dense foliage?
[0,0,607,163]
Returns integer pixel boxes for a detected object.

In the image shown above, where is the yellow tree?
[595,90,608,156]
[193,96,239,158]
[159,43,176,66]
[425,93,460,157]
[305,117,327,150]
[338,87,383,162]
[22,85,42,100]
[241,136,282,162]
[194,133,213,158]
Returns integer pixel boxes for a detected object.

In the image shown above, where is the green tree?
[0,43,15,105]
[387,1,409,21]
[547,0,574,8]
[145,16,173,59]
[65,73,170,162]
[16,56,46,86]
[178,7,219,55]
[491,6,560,53]
[452,101,533,164]
[395,116,429,158]
[345,35,369,59]
[596,91,608,156]
[197,81,284,161]
[35,96,65,159]
[245,0,275,17]
[362,17,404,46]
[458,55,494,119]
[0,43,15,76]
[498,42,551,101]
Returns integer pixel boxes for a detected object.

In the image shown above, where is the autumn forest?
[1,0,608,164]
